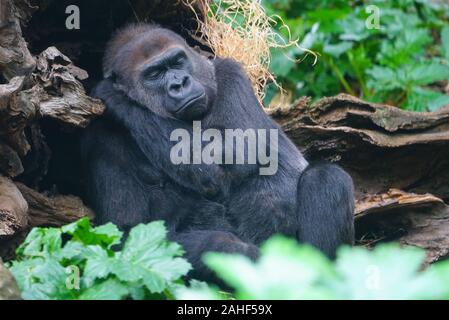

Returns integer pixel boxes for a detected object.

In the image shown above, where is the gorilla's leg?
[170,230,259,282]
[296,163,354,258]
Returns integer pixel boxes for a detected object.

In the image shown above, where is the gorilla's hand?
[184,164,230,200]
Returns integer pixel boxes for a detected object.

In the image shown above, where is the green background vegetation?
[264,0,449,111]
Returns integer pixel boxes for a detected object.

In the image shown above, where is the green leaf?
[441,26,449,61]
[75,222,190,294]
[93,223,124,248]
[408,62,449,86]
[366,66,401,91]
[337,14,371,42]
[377,28,431,67]
[79,279,129,300]
[323,41,353,58]
[176,280,226,300]
[8,258,44,292]
[60,241,107,262]
[204,236,339,299]
[406,87,449,111]
[427,260,449,297]
[118,222,191,292]
[84,256,114,280]
[16,227,62,259]
[62,217,123,249]
[8,219,191,300]
[16,259,74,300]
[270,47,296,77]
[336,244,445,299]
[121,221,168,262]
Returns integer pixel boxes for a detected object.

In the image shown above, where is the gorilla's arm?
[81,119,231,233]
[92,79,230,200]
[81,120,152,231]
[202,58,281,182]
[211,58,282,131]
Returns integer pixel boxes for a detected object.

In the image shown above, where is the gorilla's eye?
[172,55,186,68]
[144,67,163,80]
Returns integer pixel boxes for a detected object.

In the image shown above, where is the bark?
[0,258,21,300]
[15,182,93,227]
[28,46,104,127]
[0,0,36,80]
[0,176,28,238]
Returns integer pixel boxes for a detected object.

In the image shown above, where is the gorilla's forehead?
[128,31,186,63]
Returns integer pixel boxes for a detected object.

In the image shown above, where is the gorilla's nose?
[168,73,192,99]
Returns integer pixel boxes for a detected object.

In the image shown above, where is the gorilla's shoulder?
[213,58,245,76]
[212,58,251,86]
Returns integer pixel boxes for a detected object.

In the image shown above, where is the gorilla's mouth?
[176,93,206,113]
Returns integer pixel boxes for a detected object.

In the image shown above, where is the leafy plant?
[262,0,449,111]
[9,219,449,300]
[177,236,449,300]
[7,218,191,300]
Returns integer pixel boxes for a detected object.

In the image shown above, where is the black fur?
[81,25,354,282]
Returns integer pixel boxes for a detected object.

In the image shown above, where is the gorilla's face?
[107,28,217,121]
[140,47,209,120]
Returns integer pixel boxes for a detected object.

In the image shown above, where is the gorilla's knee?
[299,163,354,209]
[300,163,353,194]
[297,163,354,257]
[207,231,260,261]
[173,230,259,283]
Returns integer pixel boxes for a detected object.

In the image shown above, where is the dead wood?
[15,182,93,227]
[0,176,28,239]
[0,258,21,300]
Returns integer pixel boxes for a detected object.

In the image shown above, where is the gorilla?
[81,24,354,281]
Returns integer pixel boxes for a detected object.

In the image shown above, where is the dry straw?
[183,0,317,107]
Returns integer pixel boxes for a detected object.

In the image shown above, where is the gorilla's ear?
[107,71,127,93]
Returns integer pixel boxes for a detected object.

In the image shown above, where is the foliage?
[8,219,449,300]
[7,218,191,300]
[177,236,449,300]
[263,0,449,111]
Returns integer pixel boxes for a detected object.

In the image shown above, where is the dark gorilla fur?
[81,24,355,281]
